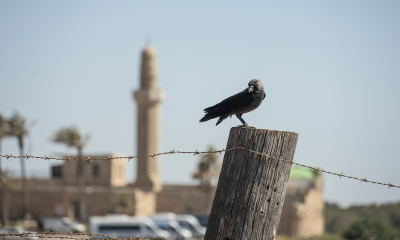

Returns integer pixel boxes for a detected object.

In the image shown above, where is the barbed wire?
[0,147,399,189]
[0,231,165,240]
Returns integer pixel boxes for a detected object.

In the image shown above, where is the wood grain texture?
[204,127,299,240]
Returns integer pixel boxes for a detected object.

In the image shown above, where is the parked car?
[0,226,38,240]
[89,214,170,239]
[43,217,85,233]
[150,214,193,239]
[152,212,206,238]
[194,214,209,227]
[175,214,207,238]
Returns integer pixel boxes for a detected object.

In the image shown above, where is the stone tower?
[133,45,164,192]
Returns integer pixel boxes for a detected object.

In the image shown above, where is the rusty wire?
[0,231,165,240]
[0,147,399,189]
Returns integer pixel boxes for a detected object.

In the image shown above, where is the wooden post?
[204,127,298,240]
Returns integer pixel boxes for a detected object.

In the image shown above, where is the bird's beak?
[248,85,254,93]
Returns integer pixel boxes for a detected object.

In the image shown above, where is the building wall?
[1,171,323,239]
[0,183,155,221]
[86,187,156,217]
[61,154,127,187]
[3,185,75,220]
[278,174,324,238]
[156,185,216,215]
[0,172,323,238]
[132,189,156,216]
[109,155,128,187]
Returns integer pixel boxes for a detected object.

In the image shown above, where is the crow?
[199,79,265,127]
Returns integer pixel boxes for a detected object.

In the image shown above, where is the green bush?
[342,219,398,240]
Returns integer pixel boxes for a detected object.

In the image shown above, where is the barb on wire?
[1,147,399,189]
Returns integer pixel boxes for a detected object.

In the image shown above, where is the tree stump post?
[204,127,299,240]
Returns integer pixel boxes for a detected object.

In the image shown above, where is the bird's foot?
[236,124,256,129]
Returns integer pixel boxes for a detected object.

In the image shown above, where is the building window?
[92,164,99,177]
[52,165,63,178]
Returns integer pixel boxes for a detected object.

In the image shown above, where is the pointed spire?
[140,45,157,89]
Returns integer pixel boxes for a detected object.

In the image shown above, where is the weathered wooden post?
[204,127,298,240]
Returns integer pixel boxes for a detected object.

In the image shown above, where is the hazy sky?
[0,1,399,207]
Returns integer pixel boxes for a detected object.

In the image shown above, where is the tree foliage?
[52,126,90,156]
[192,145,221,186]
[7,112,28,144]
[342,219,397,240]
[0,115,10,141]
[325,202,400,239]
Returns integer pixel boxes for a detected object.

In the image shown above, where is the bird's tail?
[199,104,220,122]
[216,115,229,125]
[199,114,217,122]
[200,113,229,125]
[203,104,219,113]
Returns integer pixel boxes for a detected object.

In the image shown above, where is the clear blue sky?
[1,1,399,207]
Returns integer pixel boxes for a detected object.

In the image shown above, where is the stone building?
[3,154,155,221]
[60,154,127,187]
[133,45,164,192]
[0,44,324,238]
[278,167,324,238]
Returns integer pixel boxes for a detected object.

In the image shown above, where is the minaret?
[133,45,164,192]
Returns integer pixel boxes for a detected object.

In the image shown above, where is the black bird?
[199,79,265,127]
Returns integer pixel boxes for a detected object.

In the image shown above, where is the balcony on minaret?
[134,45,165,104]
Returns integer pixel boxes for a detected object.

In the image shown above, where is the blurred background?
[0,1,399,239]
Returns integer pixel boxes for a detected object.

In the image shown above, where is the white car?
[151,214,193,239]
[89,214,170,239]
[175,214,207,238]
[43,217,85,233]
[153,212,206,238]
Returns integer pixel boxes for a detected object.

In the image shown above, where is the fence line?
[0,231,164,240]
[0,147,399,189]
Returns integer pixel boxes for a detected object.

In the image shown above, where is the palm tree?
[193,145,221,214]
[0,115,10,226]
[52,127,89,156]
[193,146,221,186]
[52,126,90,222]
[7,112,29,217]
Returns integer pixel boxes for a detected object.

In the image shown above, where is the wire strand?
[1,147,398,189]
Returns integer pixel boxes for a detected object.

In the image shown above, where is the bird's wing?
[216,89,255,114]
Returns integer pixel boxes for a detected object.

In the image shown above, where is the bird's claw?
[237,125,256,129]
